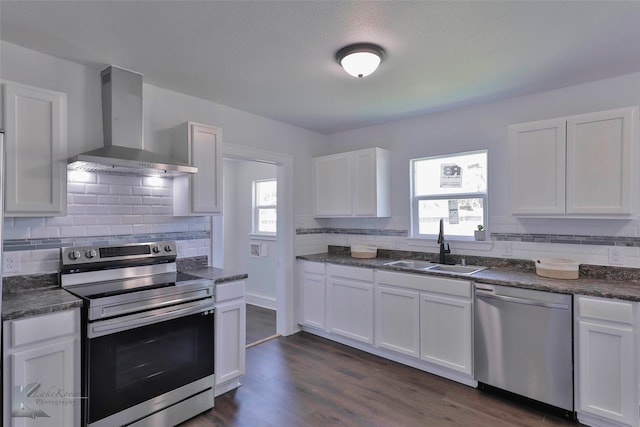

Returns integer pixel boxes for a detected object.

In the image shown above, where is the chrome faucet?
[437,218,451,264]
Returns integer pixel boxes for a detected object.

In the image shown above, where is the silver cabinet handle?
[475,289,569,310]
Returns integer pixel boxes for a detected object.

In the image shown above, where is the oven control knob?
[85,249,97,259]
[68,250,81,260]
[152,245,161,254]
[164,245,173,253]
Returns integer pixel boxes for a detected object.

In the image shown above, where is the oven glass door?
[87,309,214,424]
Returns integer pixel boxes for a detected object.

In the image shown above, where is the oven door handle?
[88,298,215,338]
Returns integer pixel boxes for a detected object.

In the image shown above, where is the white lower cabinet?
[2,309,80,427]
[374,285,420,358]
[215,281,246,397]
[300,261,327,329]
[326,265,374,344]
[420,292,472,375]
[375,270,473,377]
[298,264,476,386]
[575,295,639,427]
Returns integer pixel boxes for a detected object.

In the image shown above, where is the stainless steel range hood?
[68,66,197,176]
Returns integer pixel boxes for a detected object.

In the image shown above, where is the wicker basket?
[351,245,378,259]
[535,258,579,280]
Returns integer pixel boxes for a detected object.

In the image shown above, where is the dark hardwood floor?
[182,332,581,427]
[245,304,277,346]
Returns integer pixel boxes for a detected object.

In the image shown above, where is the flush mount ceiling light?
[335,43,386,78]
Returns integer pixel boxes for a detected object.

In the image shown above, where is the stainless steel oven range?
[61,241,215,427]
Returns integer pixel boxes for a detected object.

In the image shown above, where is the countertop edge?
[297,254,640,302]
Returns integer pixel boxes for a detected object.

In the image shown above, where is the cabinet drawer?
[377,270,471,298]
[303,261,326,275]
[327,264,374,282]
[8,309,78,347]
[577,296,635,324]
[216,281,246,303]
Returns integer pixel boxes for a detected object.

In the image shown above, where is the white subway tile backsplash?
[85,225,111,236]
[59,226,86,238]
[45,216,74,226]
[30,226,60,239]
[109,185,132,195]
[151,187,171,197]
[121,215,144,225]
[119,196,142,205]
[4,171,210,273]
[132,224,154,234]
[72,194,99,204]
[133,186,153,196]
[85,184,110,194]
[152,206,172,215]
[67,205,86,215]
[98,195,120,204]
[132,206,153,215]
[110,225,133,235]
[67,183,86,193]
[97,174,141,186]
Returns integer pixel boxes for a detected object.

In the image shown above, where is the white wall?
[0,41,326,275]
[313,72,640,267]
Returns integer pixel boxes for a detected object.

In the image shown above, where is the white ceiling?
[1,1,639,135]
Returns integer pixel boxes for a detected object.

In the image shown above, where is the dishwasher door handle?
[475,289,570,310]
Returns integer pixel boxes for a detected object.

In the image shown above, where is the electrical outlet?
[608,246,624,265]
[4,254,19,273]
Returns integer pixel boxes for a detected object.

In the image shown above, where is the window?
[253,179,277,235]
[410,150,487,240]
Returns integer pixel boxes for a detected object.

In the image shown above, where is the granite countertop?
[182,266,248,284]
[2,287,83,321]
[298,253,640,302]
[2,263,248,322]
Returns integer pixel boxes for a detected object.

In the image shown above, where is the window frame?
[252,179,277,236]
[410,150,488,241]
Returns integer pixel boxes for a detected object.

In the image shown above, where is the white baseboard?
[246,293,276,310]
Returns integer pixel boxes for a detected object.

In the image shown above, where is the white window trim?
[253,179,277,236]
[409,150,488,241]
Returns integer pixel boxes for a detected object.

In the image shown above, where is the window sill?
[249,233,276,242]
[406,238,494,251]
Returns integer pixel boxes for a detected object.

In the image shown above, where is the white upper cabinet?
[509,118,567,215]
[567,108,635,215]
[172,121,223,215]
[3,81,68,216]
[509,106,638,217]
[314,147,390,217]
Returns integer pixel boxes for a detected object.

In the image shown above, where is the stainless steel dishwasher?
[474,284,574,418]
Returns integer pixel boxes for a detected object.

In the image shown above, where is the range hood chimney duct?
[68,66,197,176]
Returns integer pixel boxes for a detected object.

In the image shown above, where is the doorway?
[212,143,295,346]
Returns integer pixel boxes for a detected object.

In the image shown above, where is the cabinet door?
[190,124,223,213]
[420,293,472,375]
[173,122,223,215]
[375,286,420,357]
[353,149,377,216]
[301,273,326,329]
[314,153,352,217]
[509,118,566,215]
[3,82,67,216]
[8,337,79,427]
[577,319,636,425]
[327,278,374,344]
[215,299,246,387]
[567,107,636,215]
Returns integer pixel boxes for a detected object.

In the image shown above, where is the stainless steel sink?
[425,264,487,275]
[383,259,488,276]
[383,259,434,270]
